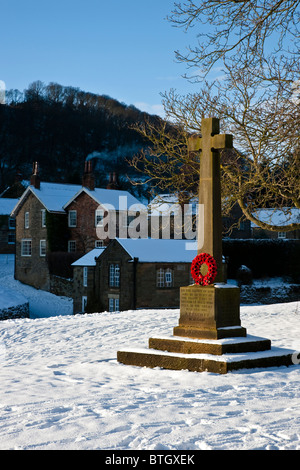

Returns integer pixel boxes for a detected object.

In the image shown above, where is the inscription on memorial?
[180,287,216,325]
[178,285,241,331]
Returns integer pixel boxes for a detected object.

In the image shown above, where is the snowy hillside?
[0,255,299,450]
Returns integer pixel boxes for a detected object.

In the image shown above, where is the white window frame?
[21,239,32,257]
[109,263,120,287]
[83,266,88,287]
[40,239,46,257]
[165,269,173,287]
[68,240,76,253]
[68,210,77,227]
[8,217,16,230]
[95,240,104,248]
[95,209,104,227]
[109,297,119,312]
[157,268,165,288]
[41,209,46,227]
[109,298,114,312]
[157,268,173,288]
[24,211,30,229]
[278,232,287,239]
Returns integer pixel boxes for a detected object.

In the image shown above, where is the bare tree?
[169,0,299,78]
[130,0,300,233]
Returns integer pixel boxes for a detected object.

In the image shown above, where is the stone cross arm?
[188,130,233,153]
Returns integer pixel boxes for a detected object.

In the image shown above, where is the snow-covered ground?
[0,255,72,318]
[0,255,299,450]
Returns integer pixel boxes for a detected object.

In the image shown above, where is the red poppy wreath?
[191,253,217,286]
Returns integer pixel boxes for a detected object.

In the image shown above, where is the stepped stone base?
[117,285,296,374]
[117,335,294,374]
[148,334,271,355]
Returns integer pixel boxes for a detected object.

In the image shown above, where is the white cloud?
[134,102,165,117]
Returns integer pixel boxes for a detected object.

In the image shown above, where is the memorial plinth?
[175,284,245,339]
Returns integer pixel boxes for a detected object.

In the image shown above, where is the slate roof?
[11,183,142,216]
[112,238,196,263]
[72,238,196,267]
[71,248,106,267]
[63,187,144,211]
[0,198,20,216]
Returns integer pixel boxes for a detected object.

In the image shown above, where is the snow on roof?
[116,238,197,263]
[71,248,105,267]
[250,208,300,228]
[0,198,19,215]
[149,194,197,216]
[31,182,83,212]
[11,182,143,215]
[64,187,143,211]
[11,182,83,215]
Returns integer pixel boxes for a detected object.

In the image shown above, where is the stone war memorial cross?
[117,117,296,374]
[189,117,231,281]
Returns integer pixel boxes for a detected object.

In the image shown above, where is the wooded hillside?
[0,81,161,199]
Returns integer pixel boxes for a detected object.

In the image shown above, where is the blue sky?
[1,0,198,116]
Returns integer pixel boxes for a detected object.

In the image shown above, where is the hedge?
[222,239,300,282]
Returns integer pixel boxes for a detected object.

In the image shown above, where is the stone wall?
[136,262,191,309]
[240,284,300,305]
[0,302,29,320]
[50,275,73,298]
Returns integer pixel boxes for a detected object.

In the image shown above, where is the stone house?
[11,165,82,290]
[11,162,143,292]
[63,178,144,254]
[72,238,196,314]
[0,198,19,253]
[72,247,105,313]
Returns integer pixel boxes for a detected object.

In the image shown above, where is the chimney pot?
[30,161,40,189]
[106,171,119,190]
[82,159,95,190]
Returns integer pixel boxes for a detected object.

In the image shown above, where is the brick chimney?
[82,160,95,191]
[30,162,40,189]
[106,172,119,190]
